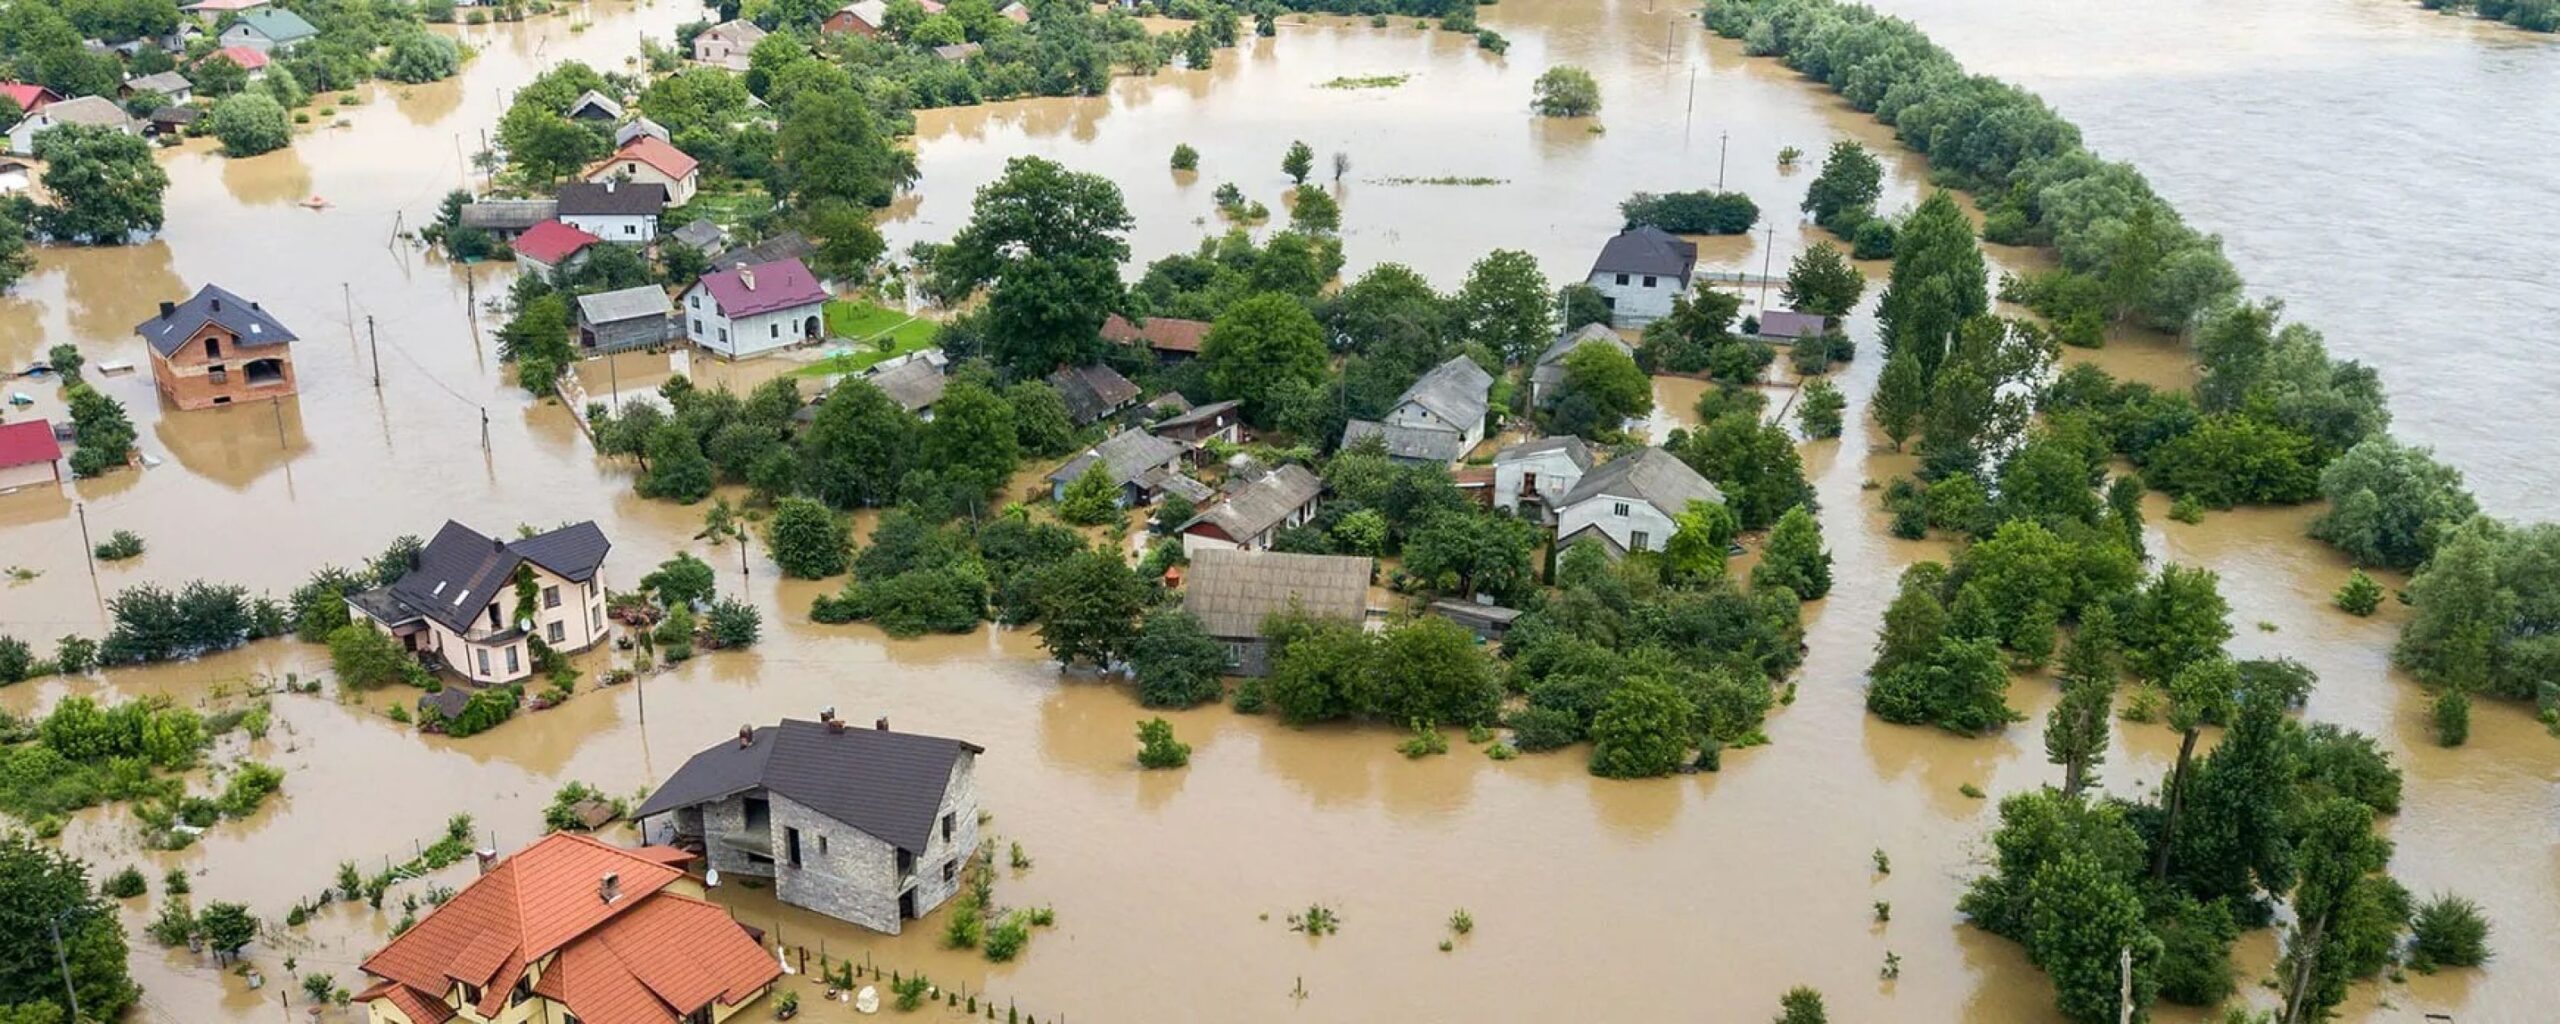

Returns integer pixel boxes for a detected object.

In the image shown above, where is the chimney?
[818,706,836,724]
[492,535,505,550]
[597,871,621,904]
[737,724,754,748]
[874,716,889,732]
[157,300,175,319]
[739,267,756,291]
[475,847,497,875]
[604,179,616,193]
[826,717,846,734]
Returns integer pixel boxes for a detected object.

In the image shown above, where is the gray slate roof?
[1340,419,1468,464]
[566,89,623,120]
[1044,363,1140,425]
[1590,225,1698,278]
[458,199,557,231]
[1186,464,1321,542]
[865,355,945,413]
[1756,309,1834,341]
[1536,322,1632,370]
[1152,398,1238,433]
[615,117,668,147]
[575,284,670,325]
[1049,428,1187,487]
[669,218,726,251]
[126,71,192,94]
[1493,435,1595,470]
[1181,549,1372,639]
[134,284,296,357]
[1396,355,1493,430]
[634,719,984,855]
[1559,446,1723,513]
[29,95,136,132]
[385,520,611,636]
[708,230,813,271]
[556,181,667,216]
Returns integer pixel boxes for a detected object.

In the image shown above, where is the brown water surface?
[1,2,2552,1023]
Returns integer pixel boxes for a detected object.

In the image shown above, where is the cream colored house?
[346,520,611,685]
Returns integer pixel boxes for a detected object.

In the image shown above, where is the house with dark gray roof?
[1048,428,1200,508]
[1553,447,1723,557]
[1755,309,1836,343]
[707,230,814,272]
[456,199,557,238]
[1150,398,1241,449]
[1341,355,1492,466]
[634,715,983,934]
[1180,463,1321,556]
[135,284,299,410]
[1179,549,1373,676]
[1492,435,1594,521]
[862,349,948,417]
[1044,363,1140,426]
[1586,225,1698,326]
[668,217,726,252]
[565,89,623,121]
[1531,323,1634,406]
[555,180,668,243]
[345,520,613,687]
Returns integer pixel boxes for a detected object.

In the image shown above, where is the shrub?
[105,865,148,898]
[1504,706,1581,752]
[2431,689,2470,747]
[1170,143,1198,171]
[705,598,761,649]
[2408,893,2491,971]
[94,530,145,561]
[205,93,291,156]
[1395,720,1448,758]
[1136,717,1190,769]
[2333,569,2383,616]
[983,911,1032,961]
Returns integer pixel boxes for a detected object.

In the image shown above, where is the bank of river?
[0,1,2551,1022]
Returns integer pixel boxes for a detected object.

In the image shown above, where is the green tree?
[496,102,605,184]
[1055,463,1122,526]
[1131,608,1226,708]
[1004,380,1079,456]
[2026,849,2159,1024]
[638,422,714,503]
[2309,437,2478,571]
[2332,570,2383,616]
[1876,191,1987,384]
[327,624,415,689]
[1796,379,1845,439]
[191,51,250,97]
[1557,282,1611,332]
[1135,717,1190,769]
[1401,510,1538,604]
[1774,986,1826,1024]
[1031,549,1147,669]
[772,85,911,208]
[1201,293,1328,423]
[1673,414,1811,531]
[1371,616,1500,727]
[2044,607,2117,797]
[1781,241,1864,316]
[0,213,31,293]
[2152,656,2240,882]
[64,383,136,477]
[2123,564,2232,686]
[194,901,256,962]
[1871,351,1925,450]
[1170,143,1198,171]
[1557,343,1652,426]
[640,552,718,609]
[2406,893,2491,972]
[1456,250,1553,365]
[1288,185,1340,233]
[767,497,851,579]
[1587,674,1691,778]
[1263,617,1376,725]
[496,293,574,394]
[1530,64,1600,117]
[1800,140,1882,232]
[382,30,463,83]
[2391,517,2511,698]
[920,379,1021,497]
[798,380,918,508]
[805,199,887,280]
[2277,798,2391,1024]
[34,124,169,242]
[1281,139,1313,184]
[1662,499,1741,584]
[0,834,137,1019]
[930,157,1130,375]
[1751,505,1831,599]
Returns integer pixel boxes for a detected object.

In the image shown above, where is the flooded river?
[0,1,2552,1022]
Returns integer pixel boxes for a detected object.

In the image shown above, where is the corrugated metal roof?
[1395,355,1493,430]
[576,285,671,326]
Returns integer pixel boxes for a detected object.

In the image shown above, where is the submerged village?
[0,0,2553,1022]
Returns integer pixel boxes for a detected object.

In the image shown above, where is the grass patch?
[788,301,940,378]
[1319,73,1410,89]
[1370,175,1507,186]
[663,183,775,234]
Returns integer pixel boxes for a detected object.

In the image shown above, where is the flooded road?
[1,1,2553,1022]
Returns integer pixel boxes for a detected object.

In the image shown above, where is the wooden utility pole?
[1758,225,1778,309]
[74,502,96,582]
[1716,130,1729,189]
[368,315,381,389]
[480,407,491,452]
[271,396,287,450]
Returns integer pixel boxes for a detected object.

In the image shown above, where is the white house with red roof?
[199,46,270,78]
[0,419,64,493]
[511,219,601,278]
[582,136,700,206]
[679,258,829,359]
[354,832,778,1024]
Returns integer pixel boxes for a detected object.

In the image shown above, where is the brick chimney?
[737,724,754,748]
[597,871,621,904]
[874,716,889,732]
[739,267,756,291]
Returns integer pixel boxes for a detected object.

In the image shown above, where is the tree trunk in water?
[2279,911,2329,1024]
[2062,752,2085,800]
[2151,726,2201,882]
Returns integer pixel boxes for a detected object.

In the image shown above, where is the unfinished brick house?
[133,284,298,410]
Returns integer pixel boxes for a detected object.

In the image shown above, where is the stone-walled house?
[346,520,612,686]
[134,284,298,410]
[354,832,778,1024]
[635,716,985,935]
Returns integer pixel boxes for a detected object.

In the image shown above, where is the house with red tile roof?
[1101,312,1209,362]
[512,219,602,278]
[0,83,61,115]
[200,45,270,75]
[355,832,778,1024]
[0,419,64,493]
[582,136,701,206]
[678,258,829,360]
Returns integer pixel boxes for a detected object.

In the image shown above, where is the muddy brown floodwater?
[0,1,2552,1022]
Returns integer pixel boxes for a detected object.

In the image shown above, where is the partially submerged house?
[345,520,612,686]
[1530,322,1633,406]
[1179,549,1372,676]
[680,257,829,359]
[693,19,767,71]
[1491,435,1594,522]
[1755,309,1836,344]
[555,180,668,244]
[134,284,297,410]
[1553,447,1723,557]
[510,218,601,278]
[7,95,138,157]
[0,419,63,493]
[122,70,193,104]
[1341,354,1491,465]
[564,88,623,121]
[1047,428,1202,507]
[1586,225,1697,326]
[575,285,674,353]
[1044,363,1140,426]
[584,135,700,206]
[1180,463,1322,556]
[457,198,556,240]
[1101,313,1209,362]
[218,7,317,53]
[1429,598,1522,642]
[354,832,778,1024]
[634,716,984,935]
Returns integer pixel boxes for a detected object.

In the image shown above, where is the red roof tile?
[0,419,62,469]
[203,46,269,71]
[598,136,699,182]
[0,83,60,112]
[514,219,602,265]
[1102,313,1210,355]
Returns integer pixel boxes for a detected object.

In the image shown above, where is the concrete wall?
[586,160,697,206]
[0,460,58,492]
[1556,495,1677,554]
[151,322,297,411]
[559,212,657,244]
[690,752,979,936]
[1586,268,1687,326]
[1385,398,1484,456]
[683,290,825,360]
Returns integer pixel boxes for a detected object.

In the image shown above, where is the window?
[1643,275,1657,288]
[769,323,779,338]
[942,859,958,884]
[203,336,221,358]
[207,365,227,384]
[1631,530,1651,551]
[623,224,636,236]
[543,585,560,609]
[689,294,699,309]
[1612,502,1630,517]
[690,318,701,335]
[941,812,955,843]
[475,648,490,676]
[786,827,802,868]
[818,834,829,855]
[504,646,520,675]
[717,328,728,343]
[546,621,564,644]
[1613,273,1629,286]
[460,983,481,1006]
[512,977,532,1006]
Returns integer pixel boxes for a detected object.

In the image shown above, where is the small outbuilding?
[0,419,64,492]
[575,285,674,353]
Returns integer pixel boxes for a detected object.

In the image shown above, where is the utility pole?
[739,531,750,579]
[480,407,491,452]
[608,349,621,413]
[1758,224,1777,310]
[272,396,287,450]
[367,314,381,389]
[342,282,353,340]
[1716,130,1729,190]
[1686,64,1697,120]
[49,911,83,1022]
[74,502,95,582]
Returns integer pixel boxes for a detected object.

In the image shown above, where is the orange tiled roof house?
[355,833,777,1024]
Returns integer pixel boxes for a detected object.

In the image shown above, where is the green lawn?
[788,301,941,378]
[662,183,776,235]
